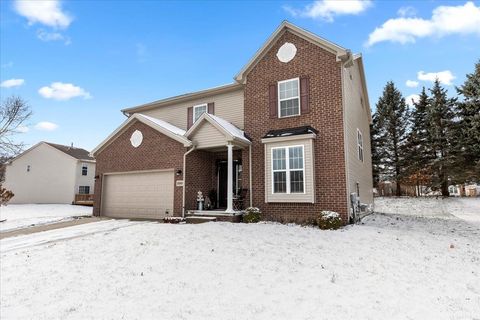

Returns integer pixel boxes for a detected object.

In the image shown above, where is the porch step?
[185,216,217,224]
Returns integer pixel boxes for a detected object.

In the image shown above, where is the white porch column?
[225,143,234,213]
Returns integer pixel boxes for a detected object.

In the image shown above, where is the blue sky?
[1,0,479,151]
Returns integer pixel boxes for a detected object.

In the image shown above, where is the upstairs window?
[78,186,90,194]
[82,164,88,176]
[193,104,207,123]
[272,145,305,194]
[278,78,300,117]
[357,129,364,162]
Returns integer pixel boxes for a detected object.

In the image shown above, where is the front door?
[217,161,241,208]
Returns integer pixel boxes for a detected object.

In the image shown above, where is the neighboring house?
[92,21,373,224]
[3,142,95,204]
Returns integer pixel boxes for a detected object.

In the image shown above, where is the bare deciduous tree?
[0,95,32,157]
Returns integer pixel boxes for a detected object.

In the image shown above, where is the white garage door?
[102,170,174,219]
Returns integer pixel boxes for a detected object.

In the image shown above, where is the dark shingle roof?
[44,142,94,161]
[263,126,318,139]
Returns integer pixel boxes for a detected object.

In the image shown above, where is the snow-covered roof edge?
[91,113,191,156]
[185,113,251,145]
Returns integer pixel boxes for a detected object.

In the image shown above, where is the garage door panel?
[102,170,174,219]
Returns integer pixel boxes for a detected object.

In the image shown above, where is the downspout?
[182,145,197,218]
[249,144,253,207]
[340,53,352,223]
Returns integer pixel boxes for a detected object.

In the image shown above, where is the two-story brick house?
[91,21,373,224]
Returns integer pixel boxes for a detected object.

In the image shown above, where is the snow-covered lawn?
[0,204,92,232]
[374,196,480,225]
[1,198,479,320]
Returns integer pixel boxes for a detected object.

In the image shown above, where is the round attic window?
[130,130,143,148]
[276,42,297,63]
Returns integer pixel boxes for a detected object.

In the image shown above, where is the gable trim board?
[235,21,349,84]
[91,113,192,156]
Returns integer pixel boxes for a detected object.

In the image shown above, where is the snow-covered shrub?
[317,211,342,230]
[243,207,261,223]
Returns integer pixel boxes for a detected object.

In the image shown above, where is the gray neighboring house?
[3,142,95,204]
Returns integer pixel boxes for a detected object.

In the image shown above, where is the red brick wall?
[93,120,186,216]
[244,30,349,223]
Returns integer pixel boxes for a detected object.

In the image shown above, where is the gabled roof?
[185,113,251,145]
[8,141,94,165]
[121,83,243,115]
[44,142,94,161]
[91,113,192,156]
[235,20,349,83]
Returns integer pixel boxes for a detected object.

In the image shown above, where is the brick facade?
[94,28,350,224]
[93,120,186,216]
[243,30,349,223]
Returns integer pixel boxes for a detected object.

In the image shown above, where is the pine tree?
[404,87,432,195]
[455,60,480,181]
[427,79,456,196]
[371,81,410,196]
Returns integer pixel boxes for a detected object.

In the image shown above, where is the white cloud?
[397,6,417,17]
[405,94,420,108]
[37,29,71,45]
[16,125,30,133]
[405,80,419,88]
[366,1,480,46]
[34,121,58,131]
[14,0,73,29]
[284,0,372,22]
[417,70,456,85]
[0,78,25,88]
[38,82,91,100]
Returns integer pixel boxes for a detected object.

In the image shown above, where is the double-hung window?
[82,164,88,176]
[79,186,90,194]
[357,129,364,162]
[272,145,305,194]
[193,104,207,123]
[278,78,300,117]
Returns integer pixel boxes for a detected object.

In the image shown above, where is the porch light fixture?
[176,169,182,176]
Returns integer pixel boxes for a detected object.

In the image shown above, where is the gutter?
[182,145,197,218]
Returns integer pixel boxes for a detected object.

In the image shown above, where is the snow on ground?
[374,196,480,225]
[0,204,92,232]
[1,198,479,320]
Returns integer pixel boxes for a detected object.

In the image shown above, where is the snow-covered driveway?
[0,204,92,232]
[1,211,479,319]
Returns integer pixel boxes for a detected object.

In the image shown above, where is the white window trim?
[357,129,364,162]
[277,77,301,118]
[271,145,306,194]
[193,103,208,123]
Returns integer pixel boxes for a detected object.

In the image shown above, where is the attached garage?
[101,170,174,219]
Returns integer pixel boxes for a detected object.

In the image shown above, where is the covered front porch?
[182,113,251,218]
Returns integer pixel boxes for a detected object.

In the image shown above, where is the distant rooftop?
[44,142,94,161]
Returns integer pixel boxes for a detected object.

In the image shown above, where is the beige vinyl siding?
[3,143,78,204]
[264,138,315,203]
[102,170,174,219]
[343,60,373,205]
[189,121,227,149]
[141,88,244,130]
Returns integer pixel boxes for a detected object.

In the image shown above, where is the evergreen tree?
[427,79,456,196]
[455,60,480,181]
[371,81,410,196]
[404,87,432,195]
